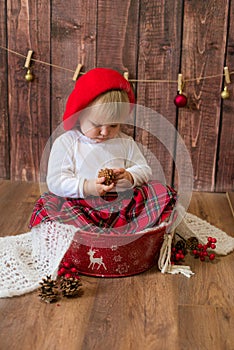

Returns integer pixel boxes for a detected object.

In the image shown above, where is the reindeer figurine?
[87,248,107,270]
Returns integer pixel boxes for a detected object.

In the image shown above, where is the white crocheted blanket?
[0,222,76,298]
[0,213,234,298]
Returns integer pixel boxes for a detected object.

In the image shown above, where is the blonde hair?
[86,90,131,123]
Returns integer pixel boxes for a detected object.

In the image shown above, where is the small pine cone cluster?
[60,277,82,298]
[38,262,82,303]
[38,275,58,304]
[98,168,115,185]
[186,237,199,250]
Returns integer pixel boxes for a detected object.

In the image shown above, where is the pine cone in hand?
[98,168,115,185]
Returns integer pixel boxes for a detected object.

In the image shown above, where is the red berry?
[58,267,66,275]
[180,254,185,260]
[74,275,80,280]
[197,243,203,249]
[172,247,176,252]
[193,249,198,255]
[58,268,65,276]
[209,253,215,260]
[203,251,208,257]
[208,237,213,242]
[65,273,72,279]
[211,238,217,243]
[200,256,205,261]
[71,267,77,273]
[63,261,71,268]
[203,245,208,251]
[175,253,181,260]
[210,243,216,249]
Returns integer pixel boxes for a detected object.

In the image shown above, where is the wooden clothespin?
[177,73,183,94]
[72,63,83,81]
[24,50,34,82]
[123,71,129,81]
[24,50,34,69]
[221,66,231,99]
[224,66,231,84]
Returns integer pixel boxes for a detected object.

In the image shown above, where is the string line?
[1,45,233,83]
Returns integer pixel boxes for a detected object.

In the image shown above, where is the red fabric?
[29,181,177,235]
[63,68,135,130]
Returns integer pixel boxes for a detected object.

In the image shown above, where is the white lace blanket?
[0,214,234,298]
[0,222,76,298]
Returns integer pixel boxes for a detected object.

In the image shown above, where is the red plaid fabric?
[29,181,177,234]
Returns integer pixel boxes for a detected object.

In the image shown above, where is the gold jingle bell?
[25,69,34,82]
[221,86,230,99]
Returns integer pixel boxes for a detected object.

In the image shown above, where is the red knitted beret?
[63,67,135,130]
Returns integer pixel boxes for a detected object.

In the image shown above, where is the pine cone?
[60,277,82,298]
[175,239,186,250]
[186,237,199,250]
[98,168,115,185]
[38,275,59,303]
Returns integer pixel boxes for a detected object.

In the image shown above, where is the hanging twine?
[1,45,234,84]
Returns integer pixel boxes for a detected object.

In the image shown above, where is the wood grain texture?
[51,0,97,130]
[136,0,183,185]
[96,0,139,74]
[179,306,234,350]
[7,0,51,182]
[96,0,140,139]
[178,192,234,311]
[216,0,234,192]
[82,274,179,350]
[0,181,234,349]
[178,0,229,191]
[0,1,9,179]
[179,306,223,350]
[1,1,234,191]
[226,191,234,217]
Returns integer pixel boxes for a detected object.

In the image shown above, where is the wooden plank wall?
[0,0,233,192]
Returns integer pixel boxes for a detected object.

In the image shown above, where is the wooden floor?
[0,180,233,350]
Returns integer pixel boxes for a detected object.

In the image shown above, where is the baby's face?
[79,113,120,142]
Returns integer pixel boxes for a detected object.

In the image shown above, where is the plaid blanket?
[29,181,177,234]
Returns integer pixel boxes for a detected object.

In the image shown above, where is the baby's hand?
[113,168,134,189]
[84,177,115,197]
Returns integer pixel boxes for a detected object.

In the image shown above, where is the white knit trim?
[177,212,234,256]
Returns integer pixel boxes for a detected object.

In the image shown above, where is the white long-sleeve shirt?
[47,129,152,198]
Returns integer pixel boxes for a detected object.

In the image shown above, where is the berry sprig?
[58,261,80,280]
[171,239,187,264]
[192,236,217,262]
[171,234,218,265]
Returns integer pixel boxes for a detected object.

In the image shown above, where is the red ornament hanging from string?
[174,73,187,108]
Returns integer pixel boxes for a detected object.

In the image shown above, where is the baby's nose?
[100,125,109,136]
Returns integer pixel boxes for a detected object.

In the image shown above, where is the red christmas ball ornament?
[174,93,187,108]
